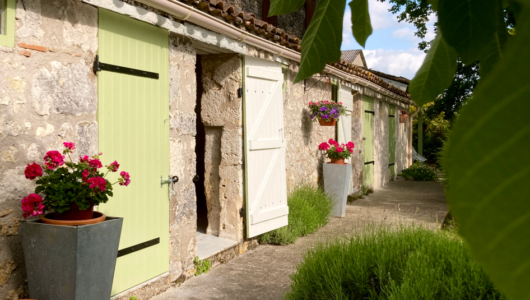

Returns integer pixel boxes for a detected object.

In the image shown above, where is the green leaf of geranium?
[349,0,373,48]
[409,33,458,106]
[295,0,347,82]
[438,0,499,64]
[446,7,530,299]
[268,0,306,16]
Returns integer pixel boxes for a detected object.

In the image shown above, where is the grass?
[285,225,504,300]
[258,184,334,245]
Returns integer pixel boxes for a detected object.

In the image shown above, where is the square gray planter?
[323,163,352,218]
[21,217,123,300]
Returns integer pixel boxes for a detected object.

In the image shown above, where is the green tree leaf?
[446,6,530,300]
[438,0,499,64]
[295,0,347,82]
[409,34,458,106]
[268,0,306,16]
[349,0,373,47]
[479,2,509,79]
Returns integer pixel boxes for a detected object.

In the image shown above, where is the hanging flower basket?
[400,110,408,123]
[319,139,354,164]
[21,142,131,225]
[309,100,346,126]
[318,118,337,126]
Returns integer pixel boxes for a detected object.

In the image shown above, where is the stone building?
[0,0,413,299]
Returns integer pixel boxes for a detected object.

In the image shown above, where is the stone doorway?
[193,53,243,260]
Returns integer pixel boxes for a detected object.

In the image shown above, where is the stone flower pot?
[21,217,123,300]
[323,163,352,218]
[399,114,408,123]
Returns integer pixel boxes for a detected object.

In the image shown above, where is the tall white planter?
[324,163,352,218]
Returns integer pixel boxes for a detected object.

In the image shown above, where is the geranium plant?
[308,100,346,122]
[318,139,355,161]
[21,142,130,218]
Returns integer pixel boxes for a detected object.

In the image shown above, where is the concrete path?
[153,180,447,300]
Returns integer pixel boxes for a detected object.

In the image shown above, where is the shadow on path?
[153,180,447,300]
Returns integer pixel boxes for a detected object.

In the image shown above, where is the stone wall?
[349,91,364,195]
[0,0,98,298]
[395,105,409,174]
[199,54,244,243]
[223,0,307,38]
[168,33,198,284]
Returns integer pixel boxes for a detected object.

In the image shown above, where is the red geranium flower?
[24,163,43,180]
[108,161,120,172]
[88,159,103,169]
[21,194,45,218]
[318,142,330,151]
[119,171,131,186]
[88,177,107,192]
[63,142,75,150]
[43,151,64,170]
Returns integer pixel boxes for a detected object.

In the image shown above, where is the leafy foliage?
[399,162,438,181]
[294,0,346,82]
[409,34,458,106]
[259,184,333,245]
[445,7,530,298]
[267,0,305,16]
[36,164,113,213]
[438,0,500,64]
[193,256,211,276]
[349,0,373,47]
[412,104,451,164]
[285,225,503,299]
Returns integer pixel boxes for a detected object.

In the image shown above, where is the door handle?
[161,175,179,196]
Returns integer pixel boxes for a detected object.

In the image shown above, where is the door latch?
[161,175,179,196]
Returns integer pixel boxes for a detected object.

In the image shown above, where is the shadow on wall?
[301,108,313,146]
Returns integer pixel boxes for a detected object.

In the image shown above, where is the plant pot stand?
[323,163,352,218]
[21,217,123,300]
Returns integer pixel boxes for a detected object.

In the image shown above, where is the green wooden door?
[363,96,374,187]
[389,105,396,177]
[97,9,169,295]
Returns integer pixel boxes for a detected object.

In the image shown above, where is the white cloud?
[368,0,395,30]
[392,27,414,39]
[343,10,352,46]
[364,48,426,79]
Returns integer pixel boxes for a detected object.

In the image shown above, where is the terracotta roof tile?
[175,0,409,99]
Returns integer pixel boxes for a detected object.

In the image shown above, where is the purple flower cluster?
[308,101,345,122]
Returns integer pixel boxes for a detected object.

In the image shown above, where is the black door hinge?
[237,87,243,98]
[93,55,159,80]
[240,207,246,218]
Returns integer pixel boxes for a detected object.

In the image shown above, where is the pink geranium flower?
[328,139,339,146]
[43,151,65,170]
[119,171,131,186]
[108,161,120,172]
[25,163,43,180]
[88,177,107,192]
[21,194,45,218]
[63,142,75,150]
[88,159,103,169]
[346,141,355,149]
[339,102,343,105]
[309,101,313,105]
[318,142,330,151]
[79,155,90,163]
[82,169,90,182]
[336,147,344,153]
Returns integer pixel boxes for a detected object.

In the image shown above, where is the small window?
[0,0,15,47]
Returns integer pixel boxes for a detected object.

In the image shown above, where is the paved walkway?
[153,180,447,300]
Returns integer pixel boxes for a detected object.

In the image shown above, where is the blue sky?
[341,0,436,79]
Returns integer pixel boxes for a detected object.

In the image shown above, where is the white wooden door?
[338,85,353,147]
[244,56,288,238]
